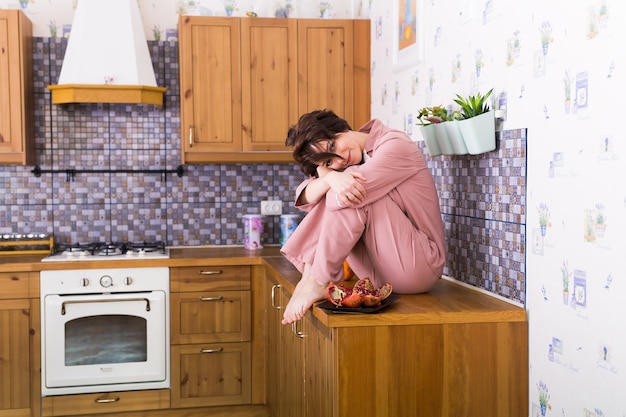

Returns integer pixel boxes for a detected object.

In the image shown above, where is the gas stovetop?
[41,241,169,262]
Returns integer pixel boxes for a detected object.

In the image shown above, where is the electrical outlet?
[261,200,283,215]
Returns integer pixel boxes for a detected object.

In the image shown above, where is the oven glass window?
[65,314,147,366]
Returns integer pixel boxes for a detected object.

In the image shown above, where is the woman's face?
[321,131,362,171]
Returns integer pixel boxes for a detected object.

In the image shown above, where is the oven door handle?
[61,298,151,315]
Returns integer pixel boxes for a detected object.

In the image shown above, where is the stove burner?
[53,241,167,257]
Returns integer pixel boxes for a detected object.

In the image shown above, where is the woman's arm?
[297,166,367,206]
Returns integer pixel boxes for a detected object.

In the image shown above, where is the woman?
[280,110,446,325]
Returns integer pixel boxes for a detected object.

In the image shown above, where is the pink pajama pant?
[280,190,441,294]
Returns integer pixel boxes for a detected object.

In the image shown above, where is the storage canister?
[242,214,264,249]
[280,214,300,246]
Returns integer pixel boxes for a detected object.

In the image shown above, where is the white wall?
[369,0,626,415]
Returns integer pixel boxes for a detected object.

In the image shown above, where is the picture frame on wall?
[392,0,424,72]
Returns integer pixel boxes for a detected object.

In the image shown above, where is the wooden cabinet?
[0,10,34,165]
[170,265,252,408]
[263,257,528,417]
[264,275,334,417]
[178,16,370,164]
[0,272,37,417]
[265,278,303,417]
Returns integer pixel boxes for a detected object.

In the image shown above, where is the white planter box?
[445,121,468,154]
[457,110,496,154]
[419,124,442,156]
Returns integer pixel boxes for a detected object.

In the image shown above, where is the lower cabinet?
[264,271,528,417]
[170,265,252,409]
[0,272,37,417]
[265,276,333,417]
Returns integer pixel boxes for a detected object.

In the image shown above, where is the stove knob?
[80,278,90,287]
[99,275,113,288]
[123,276,133,286]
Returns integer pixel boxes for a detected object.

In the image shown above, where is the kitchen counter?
[262,256,526,328]
[0,245,284,271]
[1,245,526,328]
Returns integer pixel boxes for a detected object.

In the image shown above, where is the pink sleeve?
[347,136,422,207]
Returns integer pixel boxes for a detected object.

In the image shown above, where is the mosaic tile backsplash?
[0,37,526,303]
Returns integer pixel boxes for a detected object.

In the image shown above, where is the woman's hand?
[318,166,367,207]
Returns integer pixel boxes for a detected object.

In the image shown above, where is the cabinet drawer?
[41,389,170,416]
[171,342,251,408]
[171,266,250,292]
[171,290,251,344]
[0,272,30,299]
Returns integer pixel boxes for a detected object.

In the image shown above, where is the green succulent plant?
[416,105,460,126]
[453,88,493,119]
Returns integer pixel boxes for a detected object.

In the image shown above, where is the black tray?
[316,294,400,314]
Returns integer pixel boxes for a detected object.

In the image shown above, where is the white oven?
[40,267,170,396]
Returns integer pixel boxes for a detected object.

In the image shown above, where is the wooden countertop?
[262,256,526,328]
[0,245,284,271]
[1,245,526,328]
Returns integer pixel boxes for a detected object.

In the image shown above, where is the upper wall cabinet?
[0,10,34,165]
[178,16,370,164]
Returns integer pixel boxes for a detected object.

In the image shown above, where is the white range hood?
[47,0,166,105]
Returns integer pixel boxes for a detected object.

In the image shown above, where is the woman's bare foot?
[282,271,327,325]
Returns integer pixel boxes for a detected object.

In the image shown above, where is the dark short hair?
[285,109,351,177]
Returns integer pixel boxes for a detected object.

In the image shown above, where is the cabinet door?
[171,290,251,344]
[0,10,33,165]
[179,16,242,161]
[265,278,283,417]
[241,18,297,152]
[297,20,354,126]
[278,286,304,417]
[303,315,334,417]
[171,342,251,408]
[0,299,31,417]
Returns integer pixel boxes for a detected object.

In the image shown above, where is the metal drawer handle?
[188,125,194,147]
[199,270,223,275]
[95,396,120,403]
[199,296,223,301]
[271,284,282,310]
[291,321,305,338]
[201,347,224,353]
[61,298,150,315]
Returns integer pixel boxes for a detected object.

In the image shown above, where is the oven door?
[42,291,168,394]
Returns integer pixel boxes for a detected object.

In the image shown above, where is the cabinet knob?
[188,125,194,147]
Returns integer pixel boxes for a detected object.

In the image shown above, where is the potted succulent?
[417,106,459,156]
[453,88,496,154]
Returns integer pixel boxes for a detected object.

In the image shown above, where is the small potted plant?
[453,88,496,154]
[416,106,459,156]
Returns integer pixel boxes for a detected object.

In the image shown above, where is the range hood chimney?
[47,0,166,105]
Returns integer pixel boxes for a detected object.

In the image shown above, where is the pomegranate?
[326,277,393,308]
